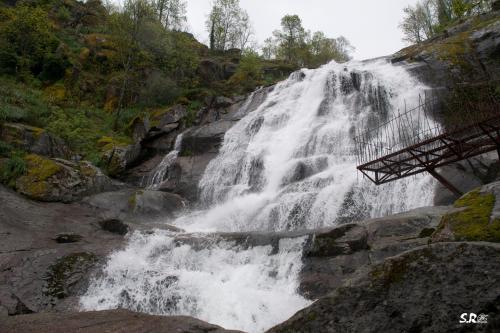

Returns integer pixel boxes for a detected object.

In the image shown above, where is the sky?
[185,0,420,60]
[113,0,420,60]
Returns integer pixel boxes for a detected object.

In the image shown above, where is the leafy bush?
[0,155,26,187]
[0,140,12,157]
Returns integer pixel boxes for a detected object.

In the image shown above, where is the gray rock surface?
[269,242,500,333]
[0,185,124,314]
[434,152,500,205]
[15,157,122,203]
[82,188,186,222]
[0,309,242,333]
[0,185,183,315]
[299,206,450,298]
[0,122,71,159]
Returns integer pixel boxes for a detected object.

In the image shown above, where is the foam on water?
[81,59,436,333]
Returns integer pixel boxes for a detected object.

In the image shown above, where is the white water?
[81,59,436,332]
[142,134,184,189]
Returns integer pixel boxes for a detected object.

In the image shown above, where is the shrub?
[0,155,26,187]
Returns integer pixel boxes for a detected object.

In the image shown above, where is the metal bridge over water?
[354,91,500,195]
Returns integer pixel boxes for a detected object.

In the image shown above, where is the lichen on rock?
[433,189,500,242]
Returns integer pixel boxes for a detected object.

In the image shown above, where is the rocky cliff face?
[268,181,500,333]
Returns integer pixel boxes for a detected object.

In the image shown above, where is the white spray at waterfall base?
[80,59,436,333]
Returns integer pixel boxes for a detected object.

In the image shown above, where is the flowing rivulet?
[81,59,436,333]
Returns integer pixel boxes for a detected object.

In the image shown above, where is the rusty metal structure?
[354,92,500,195]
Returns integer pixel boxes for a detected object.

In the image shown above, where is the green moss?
[45,252,97,299]
[435,190,499,242]
[24,154,61,181]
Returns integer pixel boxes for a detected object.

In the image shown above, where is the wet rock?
[0,309,243,333]
[434,152,500,205]
[300,206,450,298]
[269,242,500,333]
[180,120,234,155]
[98,219,129,236]
[0,185,125,313]
[101,143,141,177]
[44,252,98,300]
[213,96,234,108]
[83,189,185,221]
[15,155,120,203]
[128,116,150,142]
[0,122,71,159]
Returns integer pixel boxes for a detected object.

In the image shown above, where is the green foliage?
[0,77,51,125]
[0,5,58,78]
[228,51,263,93]
[0,153,27,187]
[0,140,12,157]
[400,0,494,43]
[265,15,354,67]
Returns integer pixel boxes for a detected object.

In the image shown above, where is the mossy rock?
[433,190,500,242]
[44,252,98,299]
[15,154,62,199]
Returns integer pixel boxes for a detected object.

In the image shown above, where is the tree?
[400,0,493,43]
[261,37,277,59]
[0,5,56,78]
[153,0,187,30]
[274,14,306,63]
[109,0,157,127]
[206,0,254,51]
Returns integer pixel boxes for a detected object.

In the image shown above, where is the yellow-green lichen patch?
[435,190,499,242]
[24,154,61,181]
[15,154,62,200]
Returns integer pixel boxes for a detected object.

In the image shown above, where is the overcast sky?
[113,0,420,60]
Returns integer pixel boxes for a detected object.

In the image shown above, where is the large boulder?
[269,242,500,333]
[100,141,141,177]
[0,123,71,159]
[299,206,450,299]
[15,154,120,203]
[0,310,242,333]
[432,181,500,243]
[82,188,186,221]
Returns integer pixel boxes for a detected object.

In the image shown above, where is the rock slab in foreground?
[0,309,243,333]
[269,242,500,333]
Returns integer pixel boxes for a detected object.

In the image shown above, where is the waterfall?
[142,134,184,189]
[81,59,436,333]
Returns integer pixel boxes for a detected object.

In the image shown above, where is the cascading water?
[81,59,436,333]
[142,134,184,189]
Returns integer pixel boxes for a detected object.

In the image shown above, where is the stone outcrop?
[392,10,500,88]
[299,206,449,298]
[0,310,242,333]
[14,154,121,203]
[124,86,273,201]
[0,184,184,315]
[268,182,500,333]
[82,188,186,222]
[269,242,500,333]
[0,122,71,159]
